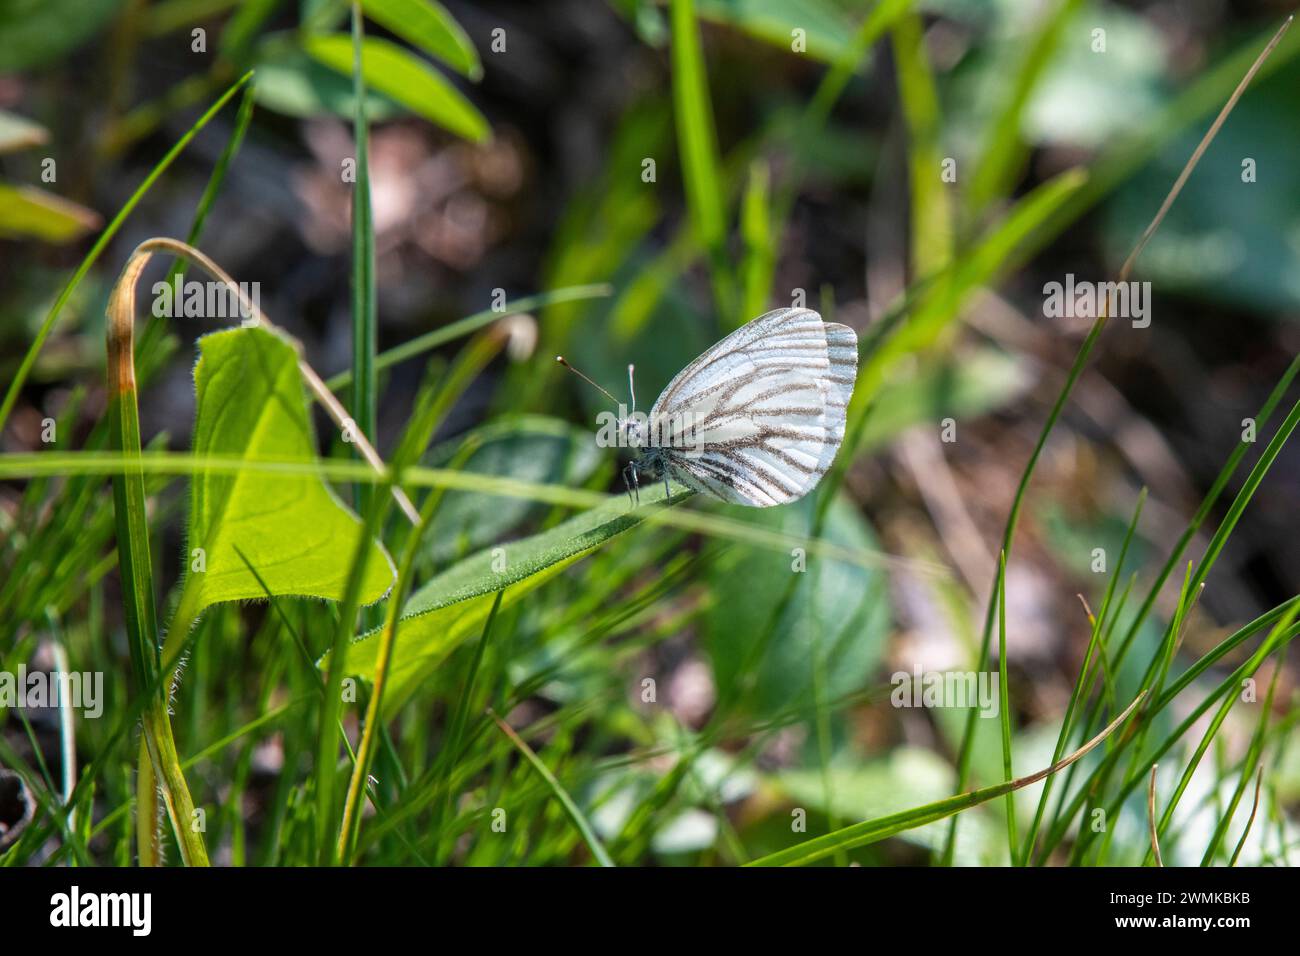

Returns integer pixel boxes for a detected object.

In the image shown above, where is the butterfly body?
[623,307,858,508]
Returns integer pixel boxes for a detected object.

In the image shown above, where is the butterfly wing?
[649,308,857,507]
[816,321,858,475]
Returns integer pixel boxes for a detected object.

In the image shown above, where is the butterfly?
[559,307,858,507]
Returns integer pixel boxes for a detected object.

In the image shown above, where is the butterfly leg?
[621,462,634,506]
[630,460,641,506]
[663,470,670,501]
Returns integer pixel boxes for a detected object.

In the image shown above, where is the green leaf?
[695,0,855,64]
[856,348,1033,452]
[0,0,120,71]
[702,493,891,717]
[420,415,605,565]
[0,183,100,243]
[305,34,489,142]
[253,35,401,120]
[1104,57,1300,313]
[359,0,481,79]
[186,326,395,612]
[776,748,1002,863]
[334,484,682,716]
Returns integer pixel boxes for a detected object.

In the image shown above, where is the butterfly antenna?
[555,356,619,405]
[628,364,637,416]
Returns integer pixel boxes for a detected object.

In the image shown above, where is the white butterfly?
[562,308,858,507]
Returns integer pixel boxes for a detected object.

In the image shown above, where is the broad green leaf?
[695,0,855,64]
[305,34,489,142]
[0,0,120,71]
[947,1,1167,156]
[1021,4,1168,150]
[702,493,891,718]
[608,0,669,47]
[187,326,395,612]
[254,35,401,120]
[359,0,480,79]
[776,748,1002,864]
[0,110,48,154]
[420,415,604,565]
[0,183,99,243]
[1105,57,1300,313]
[334,484,681,716]
[856,347,1033,451]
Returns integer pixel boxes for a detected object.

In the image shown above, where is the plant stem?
[107,252,209,866]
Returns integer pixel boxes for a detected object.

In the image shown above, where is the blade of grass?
[1228,767,1265,866]
[1081,612,1300,865]
[231,544,428,861]
[669,0,733,324]
[0,445,942,578]
[1148,764,1163,866]
[48,633,78,823]
[966,0,1083,218]
[349,0,377,534]
[30,611,208,868]
[487,707,615,867]
[738,159,775,320]
[1021,489,1145,864]
[314,480,391,865]
[325,284,613,391]
[0,707,92,867]
[996,550,1016,862]
[180,699,308,771]
[106,253,209,866]
[804,0,912,126]
[1093,564,1199,864]
[891,9,952,277]
[1144,601,1300,864]
[430,588,502,861]
[388,332,503,480]
[1201,649,1284,864]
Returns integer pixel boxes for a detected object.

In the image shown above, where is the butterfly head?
[619,412,647,449]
